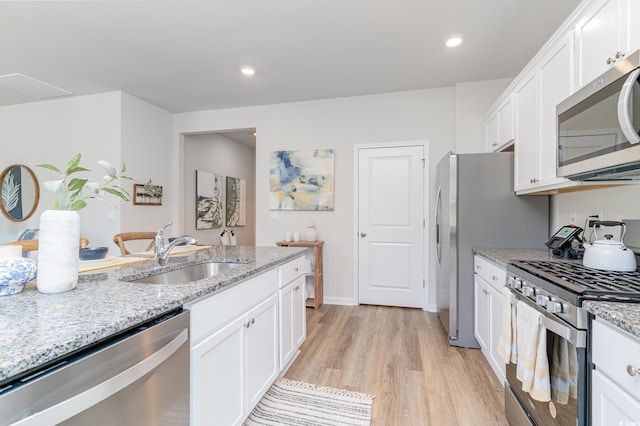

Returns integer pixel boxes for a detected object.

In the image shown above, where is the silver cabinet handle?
[13,329,188,426]
[607,57,613,65]
[360,232,367,237]
[293,267,299,272]
[627,365,640,377]
[617,68,640,144]
[492,275,498,281]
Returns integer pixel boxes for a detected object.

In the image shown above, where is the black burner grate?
[509,260,640,301]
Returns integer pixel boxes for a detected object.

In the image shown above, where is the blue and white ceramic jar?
[0,257,37,296]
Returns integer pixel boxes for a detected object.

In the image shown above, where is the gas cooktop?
[508,260,640,302]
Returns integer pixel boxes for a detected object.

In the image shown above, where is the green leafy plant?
[143,179,163,198]
[37,154,132,211]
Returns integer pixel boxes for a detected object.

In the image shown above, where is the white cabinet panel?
[191,315,245,426]
[627,0,640,53]
[485,114,499,152]
[498,97,515,147]
[488,284,506,384]
[575,0,627,88]
[246,295,278,409]
[592,369,640,425]
[514,72,540,191]
[474,275,490,351]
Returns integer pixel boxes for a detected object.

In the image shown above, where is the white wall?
[454,78,513,154]
[183,133,256,246]
[119,92,174,252]
[174,88,456,306]
[551,185,640,237]
[0,92,122,247]
[0,91,175,255]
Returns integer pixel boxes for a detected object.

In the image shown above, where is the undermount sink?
[126,261,248,284]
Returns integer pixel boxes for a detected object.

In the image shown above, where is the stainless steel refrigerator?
[435,152,549,348]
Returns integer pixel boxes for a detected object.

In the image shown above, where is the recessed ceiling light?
[240,66,256,76]
[445,36,463,48]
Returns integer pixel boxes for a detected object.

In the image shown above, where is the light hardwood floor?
[284,305,508,426]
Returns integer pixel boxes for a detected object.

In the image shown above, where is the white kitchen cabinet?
[575,0,628,89]
[473,255,506,384]
[485,95,515,152]
[514,33,584,194]
[592,318,640,425]
[188,268,279,426]
[513,71,540,191]
[278,256,307,372]
[628,0,640,54]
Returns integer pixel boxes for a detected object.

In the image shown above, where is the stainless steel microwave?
[557,50,640,180]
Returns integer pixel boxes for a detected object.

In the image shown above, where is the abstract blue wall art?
[269,149,334,211]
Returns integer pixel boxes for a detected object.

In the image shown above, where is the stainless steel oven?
[504,260,640,426]
[504,283,587,426]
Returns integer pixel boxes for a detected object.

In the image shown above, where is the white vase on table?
[37,210,80,293]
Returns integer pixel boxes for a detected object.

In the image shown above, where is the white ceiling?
[0,0,581,113]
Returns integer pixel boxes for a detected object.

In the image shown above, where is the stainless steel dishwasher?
[0,309,190,425]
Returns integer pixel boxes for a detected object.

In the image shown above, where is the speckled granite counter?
[474,248,640,339]
[583,301,640,339]
[472,248,556,267]
[0,245,307,385]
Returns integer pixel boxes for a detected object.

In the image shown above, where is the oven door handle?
[508,290,586,348]
[539,314,586,348]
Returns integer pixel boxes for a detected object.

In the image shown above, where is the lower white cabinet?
[188,268,279,426]
[592,318,640,425]
[473,255,506,384]
[279,275,306,371]
[278,256,307,372]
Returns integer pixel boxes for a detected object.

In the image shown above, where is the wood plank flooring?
[284,305,508,426]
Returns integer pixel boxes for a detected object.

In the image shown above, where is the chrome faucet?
[154,223,198,266]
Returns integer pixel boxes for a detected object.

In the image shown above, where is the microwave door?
[618,68,640,144]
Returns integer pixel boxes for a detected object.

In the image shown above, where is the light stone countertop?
[0,245,307,385]
[473,247,640,340]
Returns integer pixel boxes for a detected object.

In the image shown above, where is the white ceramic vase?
[37,210,80,293]
[305,227,318,242]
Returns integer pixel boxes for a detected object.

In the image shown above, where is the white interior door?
[357,145,425,308]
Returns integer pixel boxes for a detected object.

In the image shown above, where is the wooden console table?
[276,240,323,309]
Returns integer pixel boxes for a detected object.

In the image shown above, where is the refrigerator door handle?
[435,186,442,263]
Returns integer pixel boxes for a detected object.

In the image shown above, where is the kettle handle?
[592,221,627,245]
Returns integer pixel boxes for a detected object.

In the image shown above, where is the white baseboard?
[424,304,437,313]
[322,297,357,306]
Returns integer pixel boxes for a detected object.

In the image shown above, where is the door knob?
[360,232,367,237]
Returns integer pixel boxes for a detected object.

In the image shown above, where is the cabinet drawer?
[593,319,640,397]
[474,255,491,283]
[487,262,506,292]
[187,268,278,345]
[278,255,306,288]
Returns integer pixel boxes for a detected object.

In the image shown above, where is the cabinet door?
[278,281,295,370]
[514,72,540,191]
[474,275,489,351]
[539,33,573,185]
[592,369,640,425]
[498,97,515,147]
[627,0,640,53]
[191,315,245,426]
[488,284,506,384]
[245,294,279,410]
[485,114,499,152]
[575,0,625,88]
[293,275,307,348]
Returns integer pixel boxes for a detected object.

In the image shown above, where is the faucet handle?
[157,222,173,237]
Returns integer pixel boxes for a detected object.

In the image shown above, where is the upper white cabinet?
[575,0,629,88]
[514,33,575,193]
[485,95,515,152]
[514,71,540,191]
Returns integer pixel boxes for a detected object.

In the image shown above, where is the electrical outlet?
[599,211,604,221]
[570,211,577,225]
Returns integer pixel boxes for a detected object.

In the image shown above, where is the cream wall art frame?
[269,149,335,211]
[195,170,223,229]
[226,176,246,227]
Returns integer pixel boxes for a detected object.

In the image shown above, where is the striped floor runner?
[244,378,374,426]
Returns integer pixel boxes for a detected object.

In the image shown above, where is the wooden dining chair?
[4,238,90,253]
[112,232,156,256]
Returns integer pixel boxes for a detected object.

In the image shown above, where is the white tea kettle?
[583,221,637,272]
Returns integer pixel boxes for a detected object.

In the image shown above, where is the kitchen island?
[0,245,307,385]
